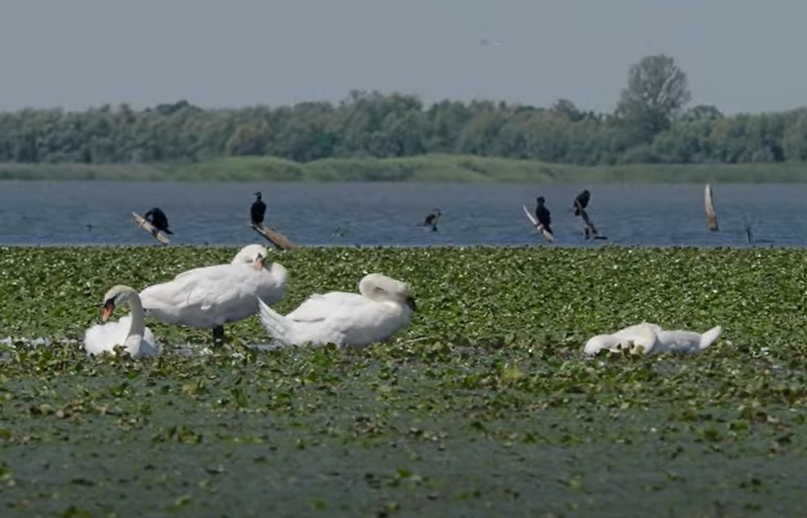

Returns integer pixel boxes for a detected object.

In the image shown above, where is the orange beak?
[101,300,114,322]
[253,255,265,270]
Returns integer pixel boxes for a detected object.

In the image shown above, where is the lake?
[0,181,802,247]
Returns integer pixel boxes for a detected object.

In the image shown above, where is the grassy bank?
[4,154,807,183]
[2,246,807,517]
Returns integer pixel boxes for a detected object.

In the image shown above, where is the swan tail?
[257,296,292,347]
[699,326,723,350]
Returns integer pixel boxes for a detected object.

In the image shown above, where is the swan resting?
[584,322,722,356]
[258,273,415,348]
[83,285,161,357]
[139,244,287,345]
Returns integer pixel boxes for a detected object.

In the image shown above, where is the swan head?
[100,285,137,322]
[359,273,416,311]
[584,334,618,355]
[231,244,269,270]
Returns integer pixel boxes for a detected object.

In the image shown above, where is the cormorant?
[144,208,173,235]
[574,189,590,216]
[251,192,266,226]
[423,209,442,231]
[535,197,552,234]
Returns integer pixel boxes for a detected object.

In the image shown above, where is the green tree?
[615,54,691,141]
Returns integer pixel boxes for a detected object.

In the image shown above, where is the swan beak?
[405,296,416,312]
[253,254,266,270]
[101,300,115,322]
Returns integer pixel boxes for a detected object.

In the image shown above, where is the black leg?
[212,325,225,347]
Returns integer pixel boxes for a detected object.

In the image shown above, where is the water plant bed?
[1,246,806,517]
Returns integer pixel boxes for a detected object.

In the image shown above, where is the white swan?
[654,326,723,354]
[584,322,722,356]
[584,322,660,355]
[83,285,161,357]
[139,244,287,344]
[258,273,415,348]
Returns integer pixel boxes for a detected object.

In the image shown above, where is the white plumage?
[138,244,287,343]
[258,273,415,348]
[584,322,722,356]
[83,285,161,357]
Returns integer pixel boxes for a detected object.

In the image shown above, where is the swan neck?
[126,293,146,339]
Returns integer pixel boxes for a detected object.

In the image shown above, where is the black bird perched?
[144,208,173,235]
[251,192,266,226]
[535,197,552,234]
[423,209,442,231]
[573,189,590,216]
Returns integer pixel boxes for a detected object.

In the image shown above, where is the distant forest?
[1,54,805,166]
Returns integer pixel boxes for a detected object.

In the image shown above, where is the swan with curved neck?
[139,244,287,345]
[83,285,161,357]
[258,272,415,348]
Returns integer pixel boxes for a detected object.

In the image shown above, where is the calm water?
[0,181,802,247]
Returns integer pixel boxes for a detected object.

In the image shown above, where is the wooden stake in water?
[704,184,719,231]
[250,222,299,250]
[132,212,170,245]
[522,205,554,242]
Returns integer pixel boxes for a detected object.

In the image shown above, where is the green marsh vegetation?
[4,155,807,183]
[5,54,807,183]
[1,246,807,516]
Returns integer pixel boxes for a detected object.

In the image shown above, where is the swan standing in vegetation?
[83,285,161,357]
[139,244,287,345]
[258,273,415,348]
[584,322,722,355]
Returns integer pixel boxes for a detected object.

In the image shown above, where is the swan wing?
[290,293,410,347]
[140,264,265,328]
[254,263,288,306]
[286,292,365,323]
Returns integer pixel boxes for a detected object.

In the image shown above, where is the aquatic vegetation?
[1,246,807,516]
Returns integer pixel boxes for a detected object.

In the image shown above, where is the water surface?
[0,181,800,247]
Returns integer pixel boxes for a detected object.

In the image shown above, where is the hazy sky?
[1,0,805,114]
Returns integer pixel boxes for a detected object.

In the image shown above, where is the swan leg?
[212,325,225,346]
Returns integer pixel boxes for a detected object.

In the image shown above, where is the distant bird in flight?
[535,197,553,235]
[422,209,442,231]
[144,207,173,235]
[573,190,590,216]
[251,192,266,226]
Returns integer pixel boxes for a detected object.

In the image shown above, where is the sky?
[0,0,805,114]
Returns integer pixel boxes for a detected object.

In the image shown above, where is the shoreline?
[3,154,807,183]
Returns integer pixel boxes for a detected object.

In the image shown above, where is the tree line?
[1,54,805,166]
